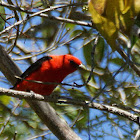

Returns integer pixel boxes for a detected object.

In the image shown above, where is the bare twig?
[0,45,81,140]
[0,2,87,14]
[28,132,51,140]
[12,32,83,61]
[71,109,82,128]
[86,35,98,84]
[116,46,140,77]
[6,0,20,53]
[0,1,139,79]
[91,62,127,101]
[0,2,91,36]
[14,75,82,87]
[0,87,139,125]
[74,36,98,88]
[0,10,91,37]
[39,14,92,27]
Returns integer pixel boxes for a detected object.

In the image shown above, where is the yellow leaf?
[122,0,132,14]
[119,0,136,34]
[88,0,118,50]
[88,0,140,47]
[134,0,140,14]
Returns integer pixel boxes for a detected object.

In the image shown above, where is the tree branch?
[0,2,91,36]
[0,87,139,126]
[0,2,87,14]
[0,45,81,140]
[116,46,140,77]
[0,1,139,78]
[0,14,91,36]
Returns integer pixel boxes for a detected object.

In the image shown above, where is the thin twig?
[0,13,92,37]
[0,2,87,14]
[1,1,139,78]
[14,75,82,88]
[39,14,92,27]
[86,35,98,84]
[74,35,98,87]
[6,0,20,53]
[71,109,82,128]
[116,45,140,77]
[91,62,127,102]
[0,87,139,125]
[0,2,91,36]
[12,33,83,61]
[28,132,51,140]
[12,36,97,90]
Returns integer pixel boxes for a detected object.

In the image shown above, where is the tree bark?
[0,45,81,140]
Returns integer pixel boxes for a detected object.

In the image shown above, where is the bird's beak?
[78,63,87,70]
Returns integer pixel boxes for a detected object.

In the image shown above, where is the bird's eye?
[70,60,74,64]
[69,60,79,68]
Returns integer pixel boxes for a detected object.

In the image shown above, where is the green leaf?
[110,58,124,66]
[83,39,94,66]
[83,37,105,66]
[95,37,105,63]
[68,89,90,100]
[75,109,88,132]
[0,5,5,31]
[124,86,139,105]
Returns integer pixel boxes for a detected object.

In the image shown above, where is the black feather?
[12,56,52,89]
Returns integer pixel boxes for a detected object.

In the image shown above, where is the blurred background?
[0,0,140,139]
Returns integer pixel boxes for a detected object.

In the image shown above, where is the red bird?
[13,54,82,95]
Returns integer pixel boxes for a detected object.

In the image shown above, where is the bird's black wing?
[12,56,52,89]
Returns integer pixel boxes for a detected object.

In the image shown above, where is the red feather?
[13,54,81,95]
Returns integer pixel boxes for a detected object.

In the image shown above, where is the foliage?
[0,0,140,139]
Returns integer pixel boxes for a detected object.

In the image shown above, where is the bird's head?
[49,54,85,74]
[63,54,84,71]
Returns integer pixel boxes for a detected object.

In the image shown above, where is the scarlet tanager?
[12,54,83,95]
